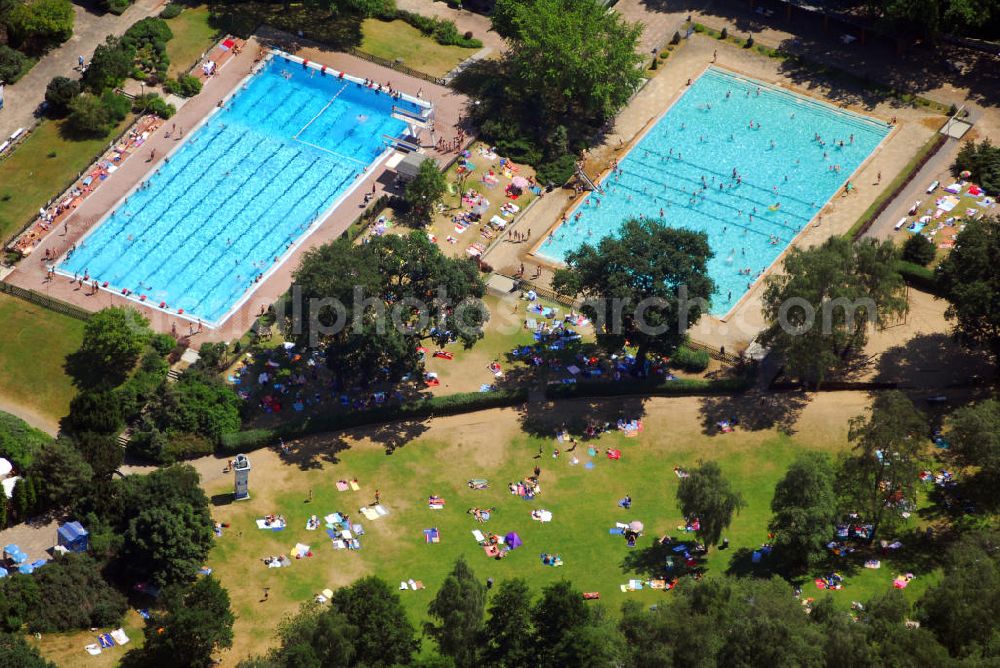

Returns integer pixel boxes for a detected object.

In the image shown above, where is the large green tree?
[123,503,214,587]
[531,581,590,663]
[28,437,93,509]
[5,0,73,52]
[761,237,907,388]
[403,159,447,226]
[72,307,151,387]
[769,452,839,572]
[918,530,1000,659]
[837,391,927,542]
[425,557,485,667]
[482,578,534,667]
[82,36,136,93]
[553,219,714,373]
[947,397,1000,480]
[122,576,234,668]
[676,460,745,552]
[329,576,418,665]
[493,0,643,132]
[937,216,1000,363]
[292,232,487,386]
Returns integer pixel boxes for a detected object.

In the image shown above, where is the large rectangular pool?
[535,67,890,315]
[59,54,427,324]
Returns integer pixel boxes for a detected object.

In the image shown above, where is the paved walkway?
[0,0,167,142]
[0,396,59,435]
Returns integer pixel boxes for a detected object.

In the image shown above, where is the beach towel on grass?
[110,629,129,645]
[609,528,624,535]
[85,644,102,655]
[98,634,115,649]
[360,507,379,521]
[423,528,440,543]
[256,519,285,530]
[375,504,389,516]
[325,513,343,525]
[336,481,349,492]
[349,480,360,491]
[472,530,485,542]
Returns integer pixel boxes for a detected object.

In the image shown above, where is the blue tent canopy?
[57,521,89,553]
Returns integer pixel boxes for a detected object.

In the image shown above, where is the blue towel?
[672,544,687,553]
[197,567,213,576]
[271,526,284,531]
[609,528,624,535]
[138,609,150,620]
[584,461,595,469]
[326,529,338,539]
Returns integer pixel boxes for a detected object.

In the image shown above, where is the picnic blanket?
[291,543,311,558]
[85,644,102,655]
[423,528,440,544]
[350,480,360,491]
[255,519,285,530]
[110,629,130,646]
[336,481,349,492]
[400,579,426,590]
[472,529,486,542]
[531,510,553,522]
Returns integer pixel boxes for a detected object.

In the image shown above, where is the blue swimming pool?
[536,67,890,315]
[60,54,425,324]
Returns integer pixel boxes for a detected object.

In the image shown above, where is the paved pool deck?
[482,32,940,354]
[3,36,470,344]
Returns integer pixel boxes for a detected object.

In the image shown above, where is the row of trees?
[241,535,1000,667]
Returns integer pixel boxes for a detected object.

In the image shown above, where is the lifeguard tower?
[233,454,251,501]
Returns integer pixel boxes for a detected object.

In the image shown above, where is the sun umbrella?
[629,521,644,532]
[511,176,530,188]
[960,170,972,179]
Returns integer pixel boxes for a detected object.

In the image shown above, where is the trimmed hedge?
[380,9,484,49]
[669,345,710,373]
[896,259,940,294]
[544,375,753,400]
[220,388,529,453]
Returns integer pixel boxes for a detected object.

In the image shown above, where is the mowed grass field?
[165,5,220,77]
[360,19,478,78]
[204,391,941,665]
[0,292,83,424]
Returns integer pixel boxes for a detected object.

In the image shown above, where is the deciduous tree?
[837,391,926,542]
[553,219,714,373]
[676,460,745,551]
[425,557,485,667]
[483,578,534,667]
[769,452,838,572]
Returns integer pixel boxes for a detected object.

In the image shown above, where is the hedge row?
[220,388,529,453]
[896,259,940,295]
[544,375,754,400]
[377,9,484,49]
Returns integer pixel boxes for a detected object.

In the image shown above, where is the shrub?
[104,0,132,15]
[83,36,135,93]
[45,75,81,114]
[0,411,52,471]
[651,58,658,70]
[670,31,681,45]
[669,345,711,373]
[150,333,178,357]
[65,390,124,435]
[165,74,203,97]
[534,153,577,186]
[901,233,936,266]
[147,370,240,442]
[896,260,940,294]
[659,50,669,59]
[127,428,170,463]
[5,0,74,52]
[163,432,214,461]
[133,92,176,118]
[745,35,755,48]
[100,90,131,122]
[0,46,30,84]
[159,3,182,19]
[721,27,729,39]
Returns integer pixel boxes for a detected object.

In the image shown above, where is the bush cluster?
[669,345,711,372]
[379,9,484,48]
[163,74,202,97]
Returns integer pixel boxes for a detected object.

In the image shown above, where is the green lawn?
[165,5,220,77]
[0,117,132,244]
[0,292,83,421]
[205,393,941,661]
[360,19,479,78]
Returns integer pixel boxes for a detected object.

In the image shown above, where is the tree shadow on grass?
[621,537,703,579]
[697,388,808,435]
[873,332,995,390]
[725,546,781,579]
[277,416,431,470]
[517,395,648,439]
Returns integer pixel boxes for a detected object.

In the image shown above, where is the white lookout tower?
[233,454,251,501]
